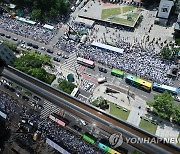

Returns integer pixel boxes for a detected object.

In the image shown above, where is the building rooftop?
[157,0,174,19]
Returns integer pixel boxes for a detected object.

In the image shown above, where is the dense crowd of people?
[77,42,173,85]
[41,119,102,154]
[0,15,58,44]
[19,106,42,127]
[55,21,173,85]
[0,90,17,121]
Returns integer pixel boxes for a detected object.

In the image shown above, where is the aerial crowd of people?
[56,22,174,85]
[0,90,17,121]
[0,15,58,44]
[42,119,102,154]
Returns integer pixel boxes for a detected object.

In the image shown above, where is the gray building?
[155,0,174,26]
[174,13,180,31]
[0,41,16,65]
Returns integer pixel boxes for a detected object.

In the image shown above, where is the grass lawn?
[123,13,140,19]
[109,103,130,120]
[101,6,135,19]
[122,6,135,13]
[139,118,158,135]
[110,17,135,26]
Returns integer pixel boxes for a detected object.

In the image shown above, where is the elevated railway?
[1,66,180,154]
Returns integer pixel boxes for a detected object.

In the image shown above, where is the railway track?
[1,66,180,154]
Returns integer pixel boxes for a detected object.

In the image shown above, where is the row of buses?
[77,57,179,95]
[83,133,122,154]
[48,113,122,154]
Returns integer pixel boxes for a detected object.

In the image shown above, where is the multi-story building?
[155,0,174,26]
[0,41,16,66]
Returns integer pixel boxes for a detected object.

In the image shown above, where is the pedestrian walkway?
[127,108,144,127]
[62,52,80,71]
[39,101,60,128]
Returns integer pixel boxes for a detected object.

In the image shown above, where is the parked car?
[33,95,41,102]
[53,57,60,62]
[27,42,33,46]
[47,49,54,54]
[12,38,18,41]
[174,96,180,102]
[6,35,11,38]
[0,33,5,36]
[98,67,107,73]
[32,44,39,49]
[22,95,29,101]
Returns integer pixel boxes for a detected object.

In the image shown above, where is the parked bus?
[83,133,96,144]
[98,139,121,154]
[77,57,95,68]
[152,82,179,95]
[125,74,152,92]
[111,69,124,78]
[49,113,69,127]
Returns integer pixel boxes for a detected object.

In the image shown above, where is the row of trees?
[13,52,56,84]
[148,91,180,125]
[8,0,69,22]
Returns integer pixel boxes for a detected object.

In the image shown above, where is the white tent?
[91,42,124,55]
[43,24,54,30]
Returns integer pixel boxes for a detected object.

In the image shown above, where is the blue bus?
[152,82,179,95]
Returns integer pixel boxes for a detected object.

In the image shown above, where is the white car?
[1,78,7,84]
[41,47,46,51]
[174,96,180,102]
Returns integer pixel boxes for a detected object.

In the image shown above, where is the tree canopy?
[56,78,77,94]
[13,52,55,84]
[10,0,69,22]
[148,91,180,125]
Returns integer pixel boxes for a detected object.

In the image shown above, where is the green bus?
[83,133,96,144]
[111,69,124,78]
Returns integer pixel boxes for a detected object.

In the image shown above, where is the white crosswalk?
[38,101,60,128]
[62,52,80,71]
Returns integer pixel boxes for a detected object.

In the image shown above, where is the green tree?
[13,52,55,84]
[31,9,41,20]
[49,8,58,18]
[161,47,172,59]
[56,78,77,94]
[148,91,180,123]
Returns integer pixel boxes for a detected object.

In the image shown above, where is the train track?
[1,66,180,154]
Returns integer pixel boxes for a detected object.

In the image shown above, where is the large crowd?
[41,119,102,154]
[55,21,173,85]
[0,90,17,121]
[0,15,58,44]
